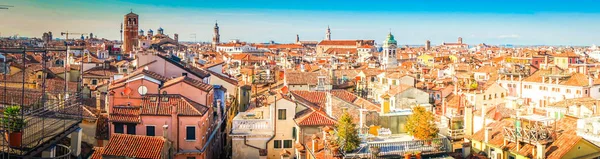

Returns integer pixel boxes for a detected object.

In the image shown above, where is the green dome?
[383,32,397,47]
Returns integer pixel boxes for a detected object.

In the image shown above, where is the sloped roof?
[296,110,337,126]
[162,76,213,92]
[102,134,165,159]
[140,94,209,116]
[471,117,589,159]
[109,106,140,123]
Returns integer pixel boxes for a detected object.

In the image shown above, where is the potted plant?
[414,151,422,159]
[3,106,26,148]
[369,146,381,156]
[432,140,441,149]
[404,152,412,159]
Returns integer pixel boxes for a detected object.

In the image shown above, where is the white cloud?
[497,34,520,39]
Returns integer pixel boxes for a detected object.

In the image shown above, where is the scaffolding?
[0,47,83,158]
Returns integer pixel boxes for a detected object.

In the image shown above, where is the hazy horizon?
[1,0,599,45]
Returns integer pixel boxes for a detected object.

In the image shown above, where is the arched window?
[501,93,505,98]
[494,93,497,99]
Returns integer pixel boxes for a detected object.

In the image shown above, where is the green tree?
[406,105,439,140]
[336,111,360,152]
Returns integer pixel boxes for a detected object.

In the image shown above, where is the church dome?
[383,32,397,47]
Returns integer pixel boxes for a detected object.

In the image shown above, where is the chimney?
[536,143,546,159]
[594,102,598,115]
[174,33,179,44]
[162,125,169,138]
[95,91,102,114]
[462,142,471,158]
[325,92,333,116]
[589,74,594,87]
[544,55,548,69]
[484,127,492,143]
[311,134,320,153]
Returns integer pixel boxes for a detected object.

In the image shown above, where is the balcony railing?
[577,129,600,142]
[0,47,83,158]
[447,129,464,139]
[345,138,452,158]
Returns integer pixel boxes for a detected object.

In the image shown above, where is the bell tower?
[325,25,331,40]
[381,32,398,69]
[212,21,220,49]
[123,11,139,53]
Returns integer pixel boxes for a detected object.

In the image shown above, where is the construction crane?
[0,5,14,10]
[60,31,88,41]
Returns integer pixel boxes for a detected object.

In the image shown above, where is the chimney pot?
[484,127,492,143]
[162,125,168,138]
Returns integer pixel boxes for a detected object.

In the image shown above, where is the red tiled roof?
[90,147,104,159]
[102,134,166,159]
[471,117,587,159]
[285,71,331,85]
[141,94,209,116]
[162,76,213,92]
[109,106,141,123]
[110,69,169,90]
[330,90,357,103]
[297,110,337,126]
[317,40,357,46]
[291,90,327,108]
[207,69,238,85]
[324,48,357,55]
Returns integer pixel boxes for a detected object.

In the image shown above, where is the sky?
[1,0,599,45]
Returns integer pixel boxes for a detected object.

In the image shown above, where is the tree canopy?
[406,105,439,140]
[336,111,360,152]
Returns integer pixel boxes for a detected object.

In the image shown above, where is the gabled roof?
[296,110,337,126]
[109,69,169,90]
[156,54,211,78]
[141,94,209,116]
[162,76,213,92]
[291,90,327,109]
[102,134,165,159]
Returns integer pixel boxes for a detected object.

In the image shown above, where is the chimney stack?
[536,143,546,159]
[95,91,102,114]
[311,134,320,153]
[162,125,168,139]
[484,127,492,143]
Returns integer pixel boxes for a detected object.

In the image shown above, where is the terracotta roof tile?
[471,117,587,159]
[291,90,327,109]
[297,110,337,126]
[318,40,358,46]
[330,90,357,103]
[141,94,209,116]
[102,134,166,159]
[109,106,141,123]
[90,147,104,159]
[162,76,213,92]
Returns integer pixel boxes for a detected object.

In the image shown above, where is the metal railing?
[345,138,452,158]
[0,47,83,158]
[447,129,464,139]
[30,144,73,159]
